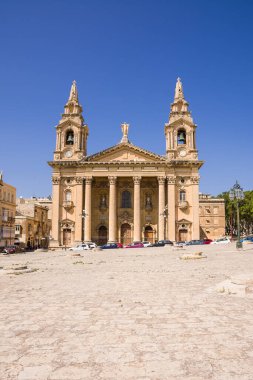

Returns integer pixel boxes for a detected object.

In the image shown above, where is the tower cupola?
[165,78,198,161]
[53,81,89,160]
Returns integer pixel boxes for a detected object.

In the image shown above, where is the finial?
[68,80,79,102]
[120,122,130,143]
[174,77,184,100]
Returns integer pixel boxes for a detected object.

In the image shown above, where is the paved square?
[1,244,253,379]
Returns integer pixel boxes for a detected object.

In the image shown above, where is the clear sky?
[1,0,252,197]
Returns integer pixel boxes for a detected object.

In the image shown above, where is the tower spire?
[68,80,79,102]
[174,77,184,101]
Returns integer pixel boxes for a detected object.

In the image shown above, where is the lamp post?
[81,209,88,242]
[229,181,244,249]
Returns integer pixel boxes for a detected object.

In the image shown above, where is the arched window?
[66,130,74,145]
[121,190,131,208]
[179,190,186,202]
[177,129,186,145]
[65,190,72,201]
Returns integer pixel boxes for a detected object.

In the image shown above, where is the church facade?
[48,79,224,247]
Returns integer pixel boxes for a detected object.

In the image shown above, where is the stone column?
[167,176,176,241]
[158,176,166,241]
[191,176,200,239]
[50,176,61,247]
[133,176,141,242]
[84,177,92,242]
[108,176,117,243]
[74,177,83,244]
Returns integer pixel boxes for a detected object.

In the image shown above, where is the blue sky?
[0,0,252,197]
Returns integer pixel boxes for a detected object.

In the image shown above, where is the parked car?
[88,242,97,249]
[116,242,123,248]
[174,241,186,247]
[142,241,152,247]
[202,239,213,244]
[2,245,17,254]
[240,236,253,243]
[125,242,144,248]
[186,240,204,246]
[211,237,231,245]
[151,240,174,247]
[101,243,118,249]
[69,244,91,251]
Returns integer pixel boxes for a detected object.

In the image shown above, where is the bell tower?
[54,81,89,161]
[165,78,198,161]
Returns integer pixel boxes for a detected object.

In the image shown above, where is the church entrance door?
[63,228,71,246]
[98,226,107,245]
[121,223,131,245]
[144,226,154,243]
[179,229,188,241]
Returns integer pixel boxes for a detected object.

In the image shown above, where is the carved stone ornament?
[118,181,132,189]
[119,211,133,223]
[133,176,141,185]
[52,176,60,185]
[141,180,157,189]
[190,176,200,184]
[108,176,117,185]
[167,176,176,184]
[75,177,84,184]
[158,176,166,185]
[63,177,74,185]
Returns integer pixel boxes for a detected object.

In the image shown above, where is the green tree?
[218,190,253,237]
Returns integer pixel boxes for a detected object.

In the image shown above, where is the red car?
[116,243,123,248]
[125,242,144,248]
[203,239,213,244]
[3,245,16,254]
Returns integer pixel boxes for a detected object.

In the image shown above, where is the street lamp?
[229,181,244,249]
[81,209,88,242]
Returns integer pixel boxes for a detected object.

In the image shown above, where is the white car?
[69,244,91,251]
[211,237,231,245]
[88,242,97,249]
[142,241,152,247]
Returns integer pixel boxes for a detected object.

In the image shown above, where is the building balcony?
[178,201,189,210]
[63,200,74,209]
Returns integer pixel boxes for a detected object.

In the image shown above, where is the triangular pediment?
[168,117,194,128]
[85,143,166,163]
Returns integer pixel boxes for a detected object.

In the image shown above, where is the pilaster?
[191,176,200,239]
[50,176,61,247]
[84,177,92,242]
[74,177,84,243]
[133,176,141,242]
[108,176,117,243]
[158,176,166,241]
[167,176,176,241]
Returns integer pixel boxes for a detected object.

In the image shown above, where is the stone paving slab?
[0,243,253,379]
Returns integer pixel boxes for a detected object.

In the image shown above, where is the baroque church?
[48,79,225,247]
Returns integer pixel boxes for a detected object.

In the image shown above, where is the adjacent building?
[48,79,225,247]
[0,173,16,248]
[15,197,50,248]
[199,193,225,240]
